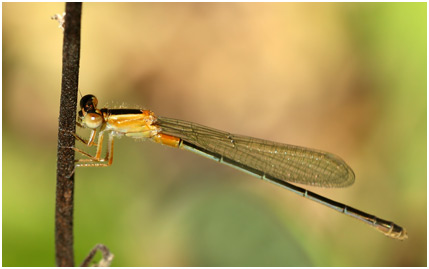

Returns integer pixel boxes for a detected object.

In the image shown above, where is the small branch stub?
[51,12,66,31]
[80,244,114,267]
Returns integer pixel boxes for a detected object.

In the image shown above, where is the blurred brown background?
[3,2,426,266]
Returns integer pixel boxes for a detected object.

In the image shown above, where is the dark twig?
[55,3,82,267]
[80,244,114,267]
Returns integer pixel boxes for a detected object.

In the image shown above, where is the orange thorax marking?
[104,109,158,137]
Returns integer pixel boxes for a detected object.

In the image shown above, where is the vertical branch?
[55,3,82,267]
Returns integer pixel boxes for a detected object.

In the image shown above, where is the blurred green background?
[3,3,426,266]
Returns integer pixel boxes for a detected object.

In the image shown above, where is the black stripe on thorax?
[104,108,143,115]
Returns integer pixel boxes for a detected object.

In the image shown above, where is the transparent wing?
[156,116,355,188]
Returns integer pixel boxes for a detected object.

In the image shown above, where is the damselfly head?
[78,94,103,129]
[80,94,98,113]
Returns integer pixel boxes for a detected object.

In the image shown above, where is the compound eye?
[83,112,103,129]
[80,94,98,112]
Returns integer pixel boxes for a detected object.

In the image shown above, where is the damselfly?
[72,94,407,240]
